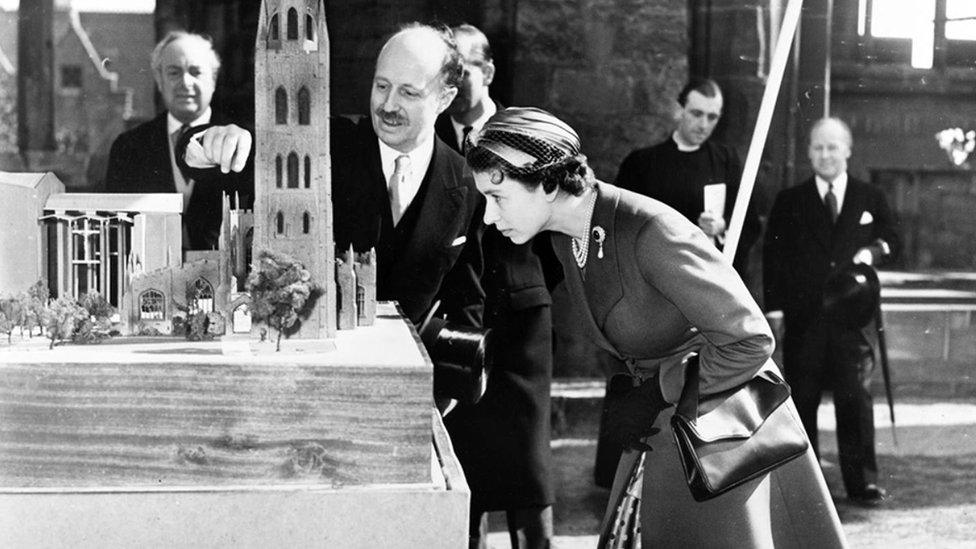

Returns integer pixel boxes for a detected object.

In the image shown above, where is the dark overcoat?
[105,111,254,250]
[331,117,484,326]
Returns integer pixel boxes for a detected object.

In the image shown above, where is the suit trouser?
[783,316,879,495]
[468,505,553,549]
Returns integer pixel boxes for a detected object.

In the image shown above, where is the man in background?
[614,77,759,277]
[764,117,899,507]
[105,31,253,250]
[435,24,498,154]
[434,24,555,549]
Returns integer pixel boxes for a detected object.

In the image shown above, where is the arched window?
[302,212,311,234]
[140,289,164,320]
[275,86,287,124]
[276,211,285,235]
[287,8,298,40]
[190,277,214,313]
[269,13,279,41]
[305,14,314,40]
[287,152,299,188]
[304,155,311,188]
[275,155,283,188]
[298,86,310,125]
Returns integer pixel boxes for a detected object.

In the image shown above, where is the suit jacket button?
[830,261,836,268]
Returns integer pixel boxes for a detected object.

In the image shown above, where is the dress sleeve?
[636,211,774,396]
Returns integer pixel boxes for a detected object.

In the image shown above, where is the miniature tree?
[72,292,115,344]
[42,295,88,349]
[21,280,49,337]
[0,297,22,344]
[246,250,319,351]
[173,284,212,341]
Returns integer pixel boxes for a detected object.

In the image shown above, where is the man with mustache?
[105,31,253,250]
[329,23,486,329]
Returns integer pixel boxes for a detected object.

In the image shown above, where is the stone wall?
[510,0,688,181]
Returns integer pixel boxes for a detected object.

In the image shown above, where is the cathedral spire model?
[253,0,336,339]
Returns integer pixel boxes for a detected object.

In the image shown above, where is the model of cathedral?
[0,0,377,341]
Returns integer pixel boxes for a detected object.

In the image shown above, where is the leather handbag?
[671,357,808,502]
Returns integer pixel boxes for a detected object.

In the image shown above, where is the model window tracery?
[298,86,311,125]
[287,8,298,40]
[275,86,288,124]
[287,152,299,188]
[140,289,164,320]
[269,13,279,41]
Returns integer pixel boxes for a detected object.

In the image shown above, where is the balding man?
[106,31,253,250]
[330,23,485,327]
[435,24,498,153]
[763,117,899,507]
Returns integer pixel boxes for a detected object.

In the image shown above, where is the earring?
[489,170,504,184]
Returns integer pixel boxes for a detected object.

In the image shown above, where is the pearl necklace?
[571,189,598,269]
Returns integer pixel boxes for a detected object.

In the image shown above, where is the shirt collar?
[377,134,435,181]
[451,99,497,146]
[815,172,848,197]
[167,108,213,135]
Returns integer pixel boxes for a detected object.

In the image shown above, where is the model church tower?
[253,0,336,338]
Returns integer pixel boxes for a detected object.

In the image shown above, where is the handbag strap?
[675,355,701,421]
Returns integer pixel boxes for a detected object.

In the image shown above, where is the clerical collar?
[671,131,702,152]
[167,108,212,135]
[451,100,497,149]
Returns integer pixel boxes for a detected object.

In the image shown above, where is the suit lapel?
[799,178,832,252]
[832,178,864,244]
[397,138,467,265]
[150,114,177,193]
[554,184,624,358]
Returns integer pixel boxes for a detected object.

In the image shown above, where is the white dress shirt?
[815,172,848,214]
[450,99,497,150]
[378,136,435,221]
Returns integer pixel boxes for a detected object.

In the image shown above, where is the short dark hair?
[392,22,464,90]
[677,77,722,106]
[452,23,493,65]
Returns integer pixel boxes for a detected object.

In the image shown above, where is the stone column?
[16,0,56,155]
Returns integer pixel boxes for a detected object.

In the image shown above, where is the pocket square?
[859,211,874,225]
[450,235,467,246]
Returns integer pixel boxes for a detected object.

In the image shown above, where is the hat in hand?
[822,263,881,328]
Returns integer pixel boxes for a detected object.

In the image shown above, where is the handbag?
[671,357,808,502]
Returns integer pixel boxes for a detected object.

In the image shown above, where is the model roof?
[45,193,183,213]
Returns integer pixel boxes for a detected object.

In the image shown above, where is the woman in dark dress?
[465,107,847,547]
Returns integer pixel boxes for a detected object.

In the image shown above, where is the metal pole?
[724,0,805,262]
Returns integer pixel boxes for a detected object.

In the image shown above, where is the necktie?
[389,154,411,226]
[171,124,192,178]
[824,182,839,224]
[461,125,473,154]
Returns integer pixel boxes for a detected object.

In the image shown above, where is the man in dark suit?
[431,24,555,549]
[434,24,498,154]
[764,117,899,506]
[614,78,760,277]
[105,31,253,251]
[331,24,484,328]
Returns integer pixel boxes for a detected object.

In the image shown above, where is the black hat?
[822,263,881,328]
[419,316,492,406]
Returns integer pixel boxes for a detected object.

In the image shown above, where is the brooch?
[592,226,606,259]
